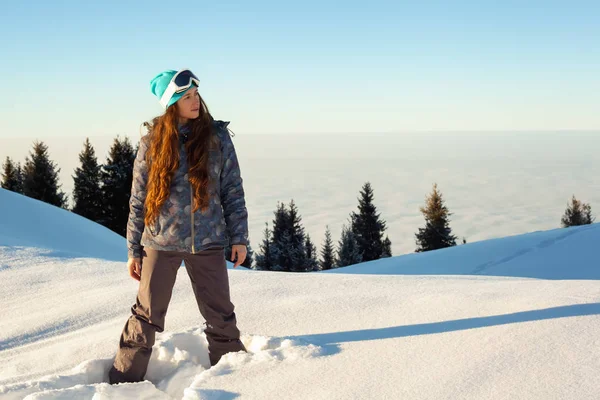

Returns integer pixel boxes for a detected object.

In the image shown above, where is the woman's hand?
[128,257,142,281]
[230,245,247,268]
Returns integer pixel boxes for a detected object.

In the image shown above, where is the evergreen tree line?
[253,182,596,272]
[1,141,596,271]
[255,182,392,272]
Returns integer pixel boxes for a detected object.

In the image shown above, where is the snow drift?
[0,188,125,261]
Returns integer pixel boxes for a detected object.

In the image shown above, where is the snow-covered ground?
[1,187,599,399]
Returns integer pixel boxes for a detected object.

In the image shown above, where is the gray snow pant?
[108,247,246,384]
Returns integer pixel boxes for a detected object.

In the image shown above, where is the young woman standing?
[109,68,249,384]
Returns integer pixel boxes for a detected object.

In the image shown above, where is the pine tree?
[304,233,319,272]
[1,157,23,193]
[16,163,24,193]
[22,141,67,208]
[266,200,308,272]
[72,138,103,222]
[381,235,392,257]
[350,182,388,262]
[255,222,274,271]
[100,136,136,236]
[269,202,289,271]
[287,199,308,272]
[584,204,595,225]
[336,223,363,267]
[319,225,335,271]
[561,195,595,227]
[270,202,287,244]
[276,230,295,272]
[415,183,457,252]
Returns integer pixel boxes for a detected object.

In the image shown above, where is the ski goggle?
[159,69,200,109]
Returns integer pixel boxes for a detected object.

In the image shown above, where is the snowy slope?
[322,223,600,280]
[0,188,125,261]
[1,188,600,399]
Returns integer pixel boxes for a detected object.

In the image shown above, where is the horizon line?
[2,128,599,140]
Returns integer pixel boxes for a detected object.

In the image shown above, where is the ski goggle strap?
[159,69,200,109]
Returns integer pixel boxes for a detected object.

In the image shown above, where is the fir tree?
[350,182,388,262]
[1,157,23,193]
[266,200,308,272]
[72,138,103,222]
[286,199,308,272]
[319,225,336,271]
[100,136,136,236]
[275,230,295,271]
[255,222,274,271]
[415,183,457,252]
[336,223,363,267]
[381,235,392,258]
[16,163,24,193]
[561,195,595,227]
[269,202,289,271]
[584,204,595,225]
[270,202,287,243]
[22,141,67,208]
[304,233,319,272]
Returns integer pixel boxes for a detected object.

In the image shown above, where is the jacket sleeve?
[219,127,249,246]
[127,136,150,259]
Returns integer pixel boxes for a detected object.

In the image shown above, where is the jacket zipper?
[190,183,195,254]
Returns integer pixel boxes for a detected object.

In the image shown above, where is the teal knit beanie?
[150,69,198,109]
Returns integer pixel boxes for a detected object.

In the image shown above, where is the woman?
[109,68,249,384]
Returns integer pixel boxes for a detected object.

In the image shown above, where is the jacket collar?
[210,115,230,130]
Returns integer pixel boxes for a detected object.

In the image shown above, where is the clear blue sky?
[1,0,598,137]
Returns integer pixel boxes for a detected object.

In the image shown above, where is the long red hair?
[142,94,219,226]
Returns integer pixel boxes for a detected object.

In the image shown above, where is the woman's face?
[176,86,200,121]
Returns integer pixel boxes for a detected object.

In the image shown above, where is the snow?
[322,223,600,279]
[0,189,124,261]
[1,187,599,399]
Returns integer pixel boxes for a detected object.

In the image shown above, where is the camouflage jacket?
[126,119,249,259]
